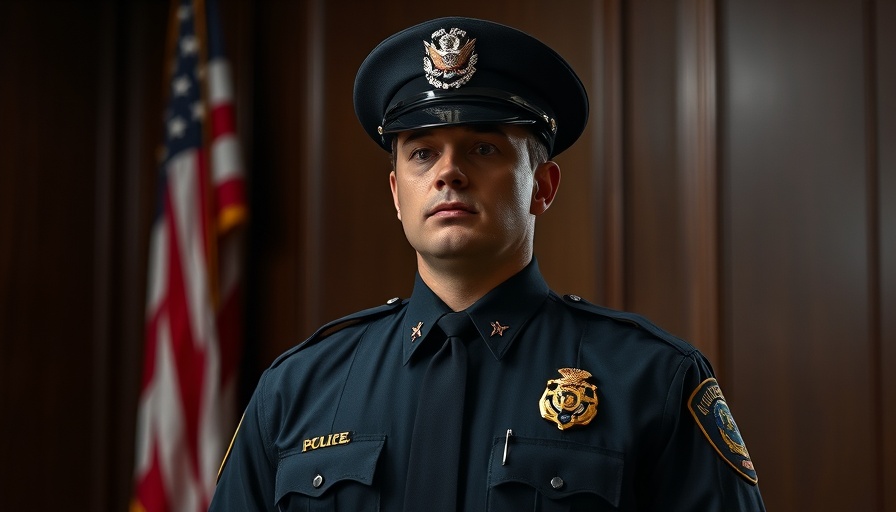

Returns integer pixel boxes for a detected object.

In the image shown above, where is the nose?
[434,149,468,190]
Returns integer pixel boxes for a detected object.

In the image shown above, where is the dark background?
[1,0,893,510]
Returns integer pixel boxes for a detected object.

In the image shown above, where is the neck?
[417,252,531,311]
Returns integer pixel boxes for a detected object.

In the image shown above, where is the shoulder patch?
[688,378,758,484]
[271,298,406,368]
[557,293,696,355]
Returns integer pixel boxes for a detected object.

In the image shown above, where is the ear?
[530,160,560,216]
[389,171,402,221]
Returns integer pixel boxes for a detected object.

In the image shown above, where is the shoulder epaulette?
[270,297,407,368]
[558,293,697,356]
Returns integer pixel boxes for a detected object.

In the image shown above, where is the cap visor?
[382,102,537,134]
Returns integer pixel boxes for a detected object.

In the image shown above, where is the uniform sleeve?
[641,352,766,511]
[209,370,278,511]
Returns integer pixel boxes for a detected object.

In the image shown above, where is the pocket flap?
[275,434,386,501]
[488,436,624,506]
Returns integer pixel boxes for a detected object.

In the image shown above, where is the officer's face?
[389,124,559,269]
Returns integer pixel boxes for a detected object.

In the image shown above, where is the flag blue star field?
[132,0,246,510]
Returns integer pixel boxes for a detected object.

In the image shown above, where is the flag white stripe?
[198,334,225,491]
[155,316,202,512]
[145,220,168,318]
[168,150,213,348]
[208,59,233,105]
[211,134,242,183]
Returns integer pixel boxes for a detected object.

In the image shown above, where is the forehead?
[396,124,532,146]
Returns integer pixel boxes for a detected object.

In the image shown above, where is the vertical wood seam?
[302,0,325,334]
[677,0,719,367]
[91,2,118,509]
[862,1,883,509]
[596,0,625,310]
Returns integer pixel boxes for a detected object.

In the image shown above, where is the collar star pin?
[410,321,423,342]
[539,368,599,430]
[490,321,509,337]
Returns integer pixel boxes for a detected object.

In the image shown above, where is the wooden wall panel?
[592,1,626,310]
[244,0,316,376]
[0,1,167,508]
[624,0,721,362]
[104,3,170,510]
[624,0,693,343]
[877,2,896,510]
[720,1,876,509]
[0,1,102,507]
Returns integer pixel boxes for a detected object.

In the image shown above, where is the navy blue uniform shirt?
[210,260,765,510]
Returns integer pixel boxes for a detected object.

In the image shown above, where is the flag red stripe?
[134,445,170,512]
[196,150,213,267]
[215,178,245,215]
[162,176,207,484]
[211,102,235,137]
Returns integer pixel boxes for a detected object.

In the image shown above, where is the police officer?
[210,16,766,511]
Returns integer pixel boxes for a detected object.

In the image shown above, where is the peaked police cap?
[354,17,589,158]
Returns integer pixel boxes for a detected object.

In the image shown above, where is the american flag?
[131,0,246,510]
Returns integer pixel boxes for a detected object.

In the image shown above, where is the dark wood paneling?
[720,1,875,509]
[506,3,603,302]
[245,0,315,372]
[624,0,693,342]
[0,1,167,509]
[0,0,103,506]
[315,1,418,335]
[876,2,896,510]
[676,0,720,364]
[623,0,723,363]
[105,3,170,510]
[592,0,626,310]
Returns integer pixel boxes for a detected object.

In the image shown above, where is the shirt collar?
[402,258,549,364]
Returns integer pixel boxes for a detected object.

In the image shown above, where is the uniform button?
[312,474,324,488]
[550,476,564,489]
[386,297,400,305]
[567,294,581,302]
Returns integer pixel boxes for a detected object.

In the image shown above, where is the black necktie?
[404,312,474,511]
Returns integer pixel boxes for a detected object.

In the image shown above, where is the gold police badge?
[539,368,598,430]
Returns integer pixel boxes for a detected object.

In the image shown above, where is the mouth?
[427,201,477,218]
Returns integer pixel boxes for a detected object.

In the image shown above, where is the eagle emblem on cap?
[423,28,477,89]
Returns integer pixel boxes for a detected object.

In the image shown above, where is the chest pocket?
[275,434,386,512]
[487,436,624,512]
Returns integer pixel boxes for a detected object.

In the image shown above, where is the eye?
[410,148,435,162]
[473,143,497,156]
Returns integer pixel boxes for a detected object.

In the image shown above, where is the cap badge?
[539,368,599,430]
[423,27,477,89]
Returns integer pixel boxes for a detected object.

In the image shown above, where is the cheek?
[493,177,535,228]
[395,178,428,220]
[509,174,535,209]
